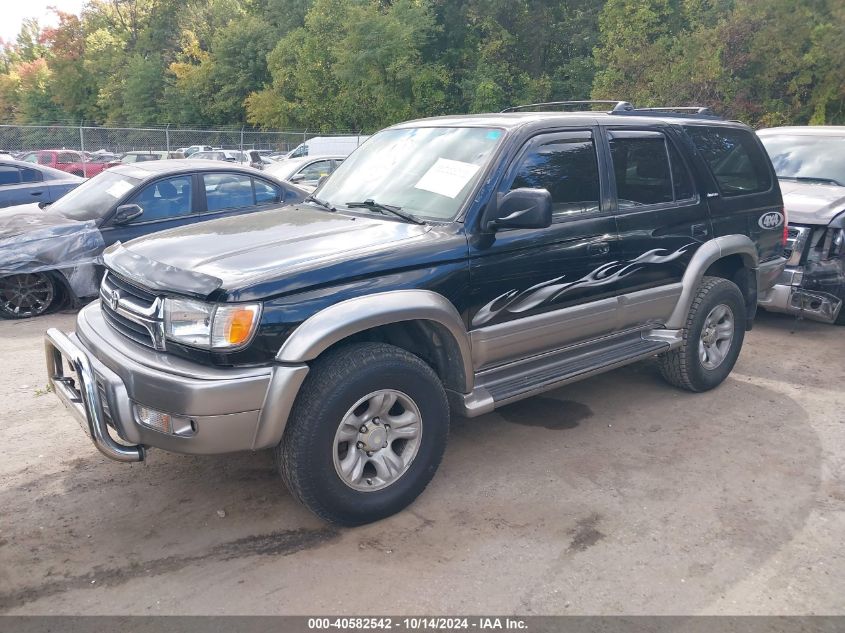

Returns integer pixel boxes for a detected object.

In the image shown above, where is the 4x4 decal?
[472,244,695,327]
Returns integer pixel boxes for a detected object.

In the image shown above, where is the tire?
[276,342,450,526]
[658,276,746,392]
[0,272,60,319]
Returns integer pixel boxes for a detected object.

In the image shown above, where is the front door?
[100,174,202,247]
[467,129,620,370]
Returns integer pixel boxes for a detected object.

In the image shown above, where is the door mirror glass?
[112,204,144,225]
[487,188,552,231]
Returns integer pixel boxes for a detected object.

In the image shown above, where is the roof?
[390,111,748,132]
[108,159,265,180]
[758,126,845,137]
[0,156,84,181]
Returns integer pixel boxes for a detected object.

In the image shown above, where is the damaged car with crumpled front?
[0,160,305,318]
[757,126,845,325]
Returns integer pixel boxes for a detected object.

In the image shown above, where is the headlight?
[163,298,261,350]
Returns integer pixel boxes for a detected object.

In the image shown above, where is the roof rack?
[501,100,634,113]
[628,106,715,116]
[500,101,721,119]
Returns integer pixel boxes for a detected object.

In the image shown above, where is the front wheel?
[658,276,746,392]
[276,342,449,526]
[0,273,59,319]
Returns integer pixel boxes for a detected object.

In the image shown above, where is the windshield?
[316,126,503,221]
[50,170,141,221]
[760,134,845,185]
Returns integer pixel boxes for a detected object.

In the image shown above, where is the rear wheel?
[0,273,59,319]
[658,276,746,392]
[277,342,449,526]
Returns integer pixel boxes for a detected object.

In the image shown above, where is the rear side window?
[204,173,255,211]
[21,167,42,183]
[507,132,601,218]
[684,126,771,196]
[609,131,696,208]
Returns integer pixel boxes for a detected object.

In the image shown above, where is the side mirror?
[112,204,143,225]
[485,188,552,231]
[289,174,305,183]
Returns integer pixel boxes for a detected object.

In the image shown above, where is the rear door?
[199,172,297,221]
[606,127,711,324]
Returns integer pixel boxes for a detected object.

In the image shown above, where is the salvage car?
[0,160,305,318]
[757,126,845,324]
[45,102,786,525]
[0,158,83,208]
[264,155,344,190]
[19,149,111,178]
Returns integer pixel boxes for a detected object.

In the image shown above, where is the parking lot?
[0,309,842,615]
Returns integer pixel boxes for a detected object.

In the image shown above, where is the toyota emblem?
[109,289,120,311]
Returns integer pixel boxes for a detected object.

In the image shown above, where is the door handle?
[587,241,610,256]
[691,223,708,238]
[30,191,43,196]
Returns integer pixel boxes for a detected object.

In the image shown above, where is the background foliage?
[0,0,842,131]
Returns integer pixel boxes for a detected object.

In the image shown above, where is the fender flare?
[665,235,758,329]
[276,289,474,391]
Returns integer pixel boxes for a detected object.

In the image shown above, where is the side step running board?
[452,334,672,417]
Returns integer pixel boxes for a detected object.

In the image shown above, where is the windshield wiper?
[304,195,336,211]
[345,199,425,225]
[780,176,844,186]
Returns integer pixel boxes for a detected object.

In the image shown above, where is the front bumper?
[46,302,309,461]
[758,266,843,324]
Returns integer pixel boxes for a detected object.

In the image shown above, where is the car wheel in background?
[0,273,60,319]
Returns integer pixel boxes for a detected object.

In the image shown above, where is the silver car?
[757,126,845,324]
[0,158,83,209]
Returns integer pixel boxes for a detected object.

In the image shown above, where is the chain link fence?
[0,123,364,174]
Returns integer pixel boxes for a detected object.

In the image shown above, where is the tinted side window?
[128,176,193,222]
[204,173,254,211]
[684,126,771,196]
[254,178,282,204]
[508,134,601,218]
[668,141,694,200]
[37,154,51,165]
[0,166,20,185]
[57,152,77,164]
[21,167,43,183]
[610,135,673,206]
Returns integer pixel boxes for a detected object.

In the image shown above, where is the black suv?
[46,102,786,525]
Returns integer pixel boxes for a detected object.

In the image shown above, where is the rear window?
[684,126,771,197]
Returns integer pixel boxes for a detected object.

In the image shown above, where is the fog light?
[133,404,194,436]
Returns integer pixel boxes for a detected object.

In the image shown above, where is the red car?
[19,149,115,178]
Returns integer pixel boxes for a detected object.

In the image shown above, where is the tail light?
[782,206,788,248]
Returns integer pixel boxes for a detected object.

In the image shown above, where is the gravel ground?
[0,309,843,615]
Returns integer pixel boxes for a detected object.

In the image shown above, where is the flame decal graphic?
[471,243,695,327]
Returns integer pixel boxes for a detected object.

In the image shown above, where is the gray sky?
[0,0,87,44]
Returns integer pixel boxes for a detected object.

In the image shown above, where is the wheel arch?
[276,290,474,393]
[666,235,758,329]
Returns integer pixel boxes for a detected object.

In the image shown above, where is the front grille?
[100,272,164,350]
[784,225,810,266]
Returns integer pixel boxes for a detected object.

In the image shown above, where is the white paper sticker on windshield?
[105,180,135,198]
[414,158,480,198]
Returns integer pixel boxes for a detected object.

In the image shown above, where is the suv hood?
[104,205,433,297]
[780,180,845,226]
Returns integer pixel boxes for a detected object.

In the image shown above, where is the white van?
[286,135,368,158]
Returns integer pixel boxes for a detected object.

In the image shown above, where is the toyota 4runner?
[46,102,787,525]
